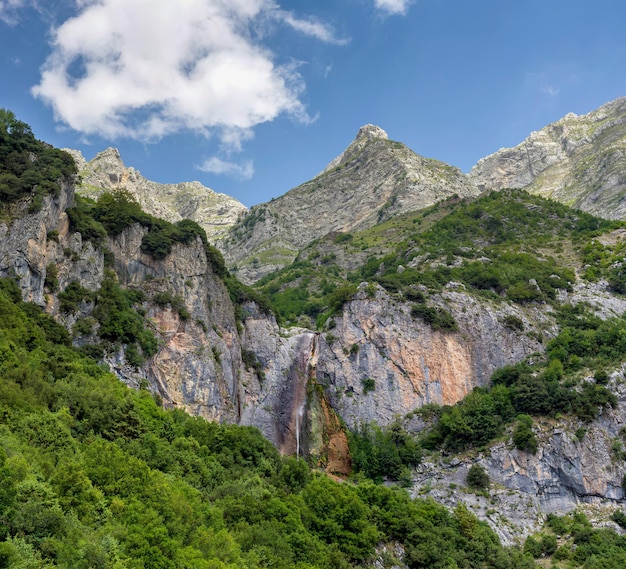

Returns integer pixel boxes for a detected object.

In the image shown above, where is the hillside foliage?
[258,190,623,327]
[0,109,76,211]
[0,277,538,568]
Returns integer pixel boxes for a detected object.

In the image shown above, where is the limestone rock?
[222,126,480,283]
[411,375,626,545]
[106,223,243,422]
[69,147,247,242]
[469,96,626,219]
[0,182,104,307]
[315,284,549,428]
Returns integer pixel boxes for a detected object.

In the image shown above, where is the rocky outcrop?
[221,126,480,283]
[315,284,550,428]
[469,96,626,220]
[105,223,245,422]
[68,147,247,242]
[412,374,626,545]
[0,183,104,306]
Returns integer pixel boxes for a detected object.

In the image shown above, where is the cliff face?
[105,223,244,422]
[221,125,480,283]
[6,100,626,532]
[315,284,549,428]
[0,183,104,306]
[412,374,626,545]
[469,96,626,219]
[0,182,349,466]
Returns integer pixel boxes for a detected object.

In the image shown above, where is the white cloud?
[374,0,412,16]
[198,157,254,180]
[0,0,68,25]
[525,72,561,98]
[31,0,343,151]
[276,10,349,45]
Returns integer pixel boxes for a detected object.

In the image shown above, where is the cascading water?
[295,402,305,457]
[292,332,320,457]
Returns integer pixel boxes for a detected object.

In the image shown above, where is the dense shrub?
[410,303,458,331]
[466,464,489,490]
[58,281,94,313]
[348,421,421,482]
[512,414,538,453]
[0,109,77,206]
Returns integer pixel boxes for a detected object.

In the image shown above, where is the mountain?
[220,124,480,283]
[469,96,626,219]
[5,103,626,560]
[67,147,247,242]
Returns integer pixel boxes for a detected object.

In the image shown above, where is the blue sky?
[1,0,625,207]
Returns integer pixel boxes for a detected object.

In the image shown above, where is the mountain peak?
[355,124,388,142]
[319,124,389,176]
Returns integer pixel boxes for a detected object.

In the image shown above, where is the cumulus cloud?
[374,0,412,16]
[198,157,254,180]
[32,0,343,152]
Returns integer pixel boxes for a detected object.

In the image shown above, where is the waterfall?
[295,402,305,457]
[294,332,320,457]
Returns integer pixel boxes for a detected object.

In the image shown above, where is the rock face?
[68,147,247,242]
[221,125,480,283]
[6,98,626,534]
[0,182,104,306]
[412,374,626,545]
[0,181,345,464]
[315,284,550,429]
[105,222,244,422]
[469,96,626,219]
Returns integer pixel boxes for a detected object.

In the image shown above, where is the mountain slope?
[221,125,480,283]
[67,147,247,242]
[469,96,626,219]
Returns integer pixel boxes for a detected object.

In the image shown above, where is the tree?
[466,464,489,491]
[512,414,538,453]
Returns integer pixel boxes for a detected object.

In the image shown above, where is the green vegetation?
[466,464,489,491]
[256,189,623,328]
[152,291,190,321]
[89,273,158,366]
[512,414,538,453]
[0,108,76,210]
[348,421,422,483]
[0,277,537,568]
[525,511,626,566]
[241,349,266,384]
[68,191,229,272]
[66,190,273,322]
[410,303,458,331]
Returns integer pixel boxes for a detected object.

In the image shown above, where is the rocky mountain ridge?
[469,96,626,218]
[219,124,480,283]
[72,96,626,285]
[67,147,247,242]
